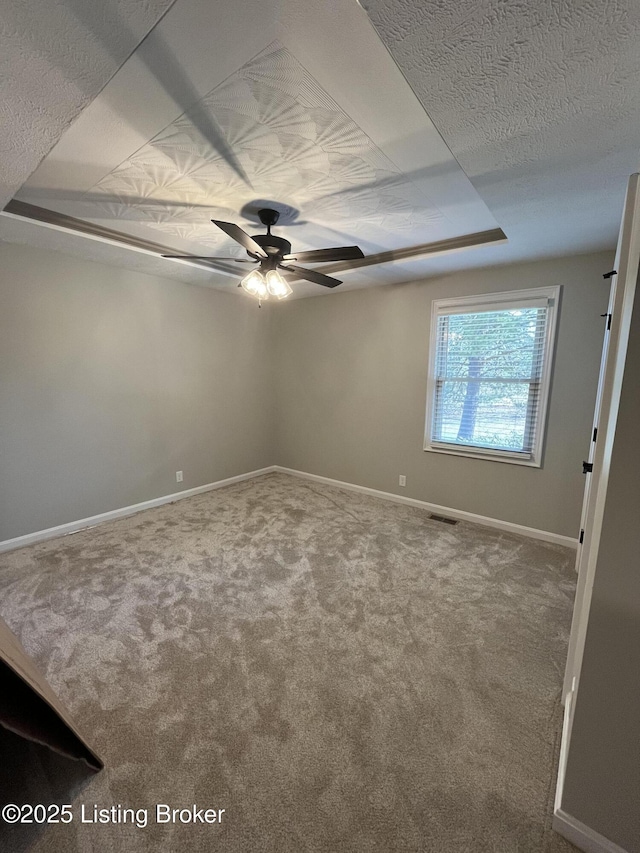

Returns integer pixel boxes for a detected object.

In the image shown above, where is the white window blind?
[425,288,559,465]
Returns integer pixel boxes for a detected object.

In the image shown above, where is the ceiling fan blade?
[313,228,509,275]
[211,220,267,258]
[279,263,342,288]
[281,246,364,263]
[162,255,256,262]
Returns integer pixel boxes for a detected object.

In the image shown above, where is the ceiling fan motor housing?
[251,233,292,264]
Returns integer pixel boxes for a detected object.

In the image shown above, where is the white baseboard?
[274,466,578,549]
[0,464,578,554]
[553,810,630,853]
[0,466,277,554]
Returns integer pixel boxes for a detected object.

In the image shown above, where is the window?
[424,286,560,466]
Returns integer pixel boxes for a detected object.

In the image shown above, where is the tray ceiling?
[9,0,501,297]
[56,43,448,249]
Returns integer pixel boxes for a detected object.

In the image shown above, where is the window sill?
[423,442,542,467]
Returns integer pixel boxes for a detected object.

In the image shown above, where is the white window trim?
[424,285,561,467]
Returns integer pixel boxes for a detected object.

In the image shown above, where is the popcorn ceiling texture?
[4,0,498,295]
[363,0,640,258]
[4,0,639,291]
[0,0,174,210]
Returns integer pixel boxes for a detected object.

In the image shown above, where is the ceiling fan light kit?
[240,267,292,302]
[240,268,268,300]
[265,269,293,299]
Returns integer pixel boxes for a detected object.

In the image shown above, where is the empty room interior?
[1,1,640,852]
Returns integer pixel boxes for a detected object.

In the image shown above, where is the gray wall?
[562,279,640,851]
[0,243,274,541]
[273,252,613,538]
[0,245,613,543]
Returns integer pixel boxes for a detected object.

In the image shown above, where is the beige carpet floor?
[0,472,578,852]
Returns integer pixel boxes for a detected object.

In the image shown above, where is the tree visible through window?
[425,288,559,465]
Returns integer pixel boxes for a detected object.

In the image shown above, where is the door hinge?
[600,312,612,330]
[579,529,585,544]
[582,461,594,474]
[602,270,617,279]
[592,427,598,442]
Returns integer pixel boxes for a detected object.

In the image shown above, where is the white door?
[561,276,614,699]
[556,173,640,808]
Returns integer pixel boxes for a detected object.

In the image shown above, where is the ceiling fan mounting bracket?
[257,207,280,231]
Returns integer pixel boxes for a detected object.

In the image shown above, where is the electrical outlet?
[176,471,183,483]
[399,475,406,487]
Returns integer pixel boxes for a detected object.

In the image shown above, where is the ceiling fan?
[3,199,508,298]
[162,207,364,301]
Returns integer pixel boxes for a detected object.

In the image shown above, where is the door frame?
[556,173,640,813]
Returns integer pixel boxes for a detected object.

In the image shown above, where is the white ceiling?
[362,0,640,266]
[0,0,174,208]
[2,0,640,298]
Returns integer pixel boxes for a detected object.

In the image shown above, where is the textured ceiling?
[362,0,640,263]
[4,0,499,297]
[0,0,175,210]
[66,42,447,250]
[2,0,640,298]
